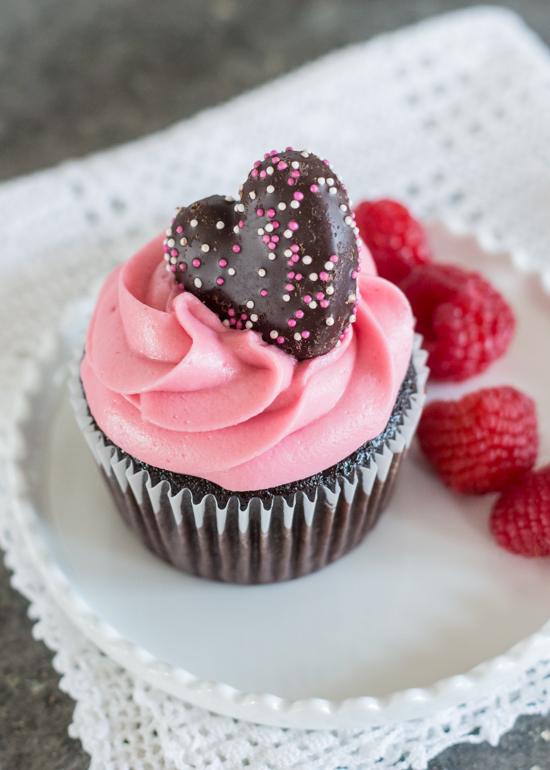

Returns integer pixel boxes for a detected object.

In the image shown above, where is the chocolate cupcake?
[72,149,427,583]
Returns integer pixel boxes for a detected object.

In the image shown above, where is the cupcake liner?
[69,335,428,583]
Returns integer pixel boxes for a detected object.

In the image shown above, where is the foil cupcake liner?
[69,335,428,584]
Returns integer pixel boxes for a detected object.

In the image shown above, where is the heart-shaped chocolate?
[164,149,360,359]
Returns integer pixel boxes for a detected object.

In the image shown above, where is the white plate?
[8,224,550,729]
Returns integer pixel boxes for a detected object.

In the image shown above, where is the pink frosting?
[81,235,414,491]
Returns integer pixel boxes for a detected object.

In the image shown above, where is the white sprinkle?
[345,216,353,225]
[301,151,309,157]
[353,226,360,234]
[237,203,245,212]
[340,204,347,212]
[246,300,254,309]
[294,332,302,340]
[223,319,230,327]
[309,300,318,309]
[228,267,236,275]
[266,185,275,193]
[258,268,266,277]
[291,161,299,169]
[324,261,334,270]
[284,229,292,238]
[302,255,312,265]
[290,200,300,209]
[329,163,334,170]
[326,317,335,326]
[278,202,287,210]
[287,284,294,291]
[327,177,334,185]
[164,252,170,261]
[250,313,258,321]
[233,225,240,234]
[267,166,274,175]
[165,228,172,236]
[326,286,335,295]
[165,264,172,273]
[318,177,325,185]
[349,198,353,207]
[245,321,253,329]
[284,249,292,257]
[167,238,175,247]
[258,228,265,235]
[350,314,356,323]
[201,244,210,252]
[265,223,273,232]
[283,294,290,302]
[348,293,356,302]
[170,256,177,264]
[337,174,342,181]
[190,219,198,227]
[216,221,225,229]
[225,195,235,202]
[249,191,256,199]
[336,340,341,347]
[194,277,202,288]
[329,187,337,195]
[180,237,187,246]
[268,252,276,260]
[270,330,278,339]
[309,272,318,281]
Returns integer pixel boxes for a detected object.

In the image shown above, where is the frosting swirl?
[81,235,414,491]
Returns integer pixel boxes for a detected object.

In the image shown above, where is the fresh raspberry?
[400,264,515,381]
[490,465,550,556]
[417,387,538,494]
[353,199,432,285]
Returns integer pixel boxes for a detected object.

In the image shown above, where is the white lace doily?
[2,6,550,769]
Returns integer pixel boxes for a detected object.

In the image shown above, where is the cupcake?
[70,149,427,584]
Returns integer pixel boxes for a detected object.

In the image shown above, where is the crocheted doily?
[2,6,550,768]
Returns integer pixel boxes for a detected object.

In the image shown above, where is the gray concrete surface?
[2,1,550,768]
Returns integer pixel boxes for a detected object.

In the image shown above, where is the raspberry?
[490,465,550,556]
[417,387,538,494]
[400,264,515,381]
[354,199,431,284]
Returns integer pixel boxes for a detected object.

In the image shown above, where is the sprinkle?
[283,294,291,302]
[236,321,243,329]
[230,318,236,326]
[317,177,325,185]
[326,317,334,326]
[291,201,300,209]
[278,202,287,210]
[272,156,279,163]
[302,330,310,339]
[288,318,297,327]
[228,309,235,316]
[287,178,295,186]
[285,283,294,291]
[167,238,175,247]
[233,226,240,234]
[223,319,230,327]
[170,265,176,272]
[329,187,337,195]
[268,240,276,248]
[272,221,280,229]
[176,226,183,233]
[326,286,335,295]
[216,221,225,229]
[301,151,309,157]
[351,270,358,279]
[258,268,266,276]
[288,271,295,279]
[266,208,275,218]
[350,314,357,322]
[171,249,178,257]
[254,160,261,168]
[192,258,201,267]
[284,229,292,238]
[286,146,293,151]
[284,249,292,257]
[257,208,264,216]
[291,170,300,178]
[251,313,258,321]
[194,277,202,288]
[348,292,356,302]
[236,203,245,212]
[327,178,334,185]
[272,235,280,242]
[165,228,172,235]
[180,237,188,246]
[302,255,312,265]
[295,273,303,280]
[278,162,288,170]
[320,300,329,308]
[266,185,275,194]
[251,169,258,178]
[309,272,318,281]
[290,244,299,252]
[320,271,329,280]
[310,184,319,193]
[340,204,347,212]
[268,252,276,260]
[261,289,268,296]
[304,295,312,304]
[289,221,299,231]
[258,228,265,235]
[309,300,318,309]
[170,257,177,264]
[241,313,248,320]
[262,235,270,243]
[277,336,285,344]
[294,332,302,340]
[316,292,324,300]
[291,161,300,169]
[246,321,253,329]
[270,330,278,339]
[201,244,210,252]
[294,191,304,201]
[260,170,267,178]
[228,267,236,275]
[267,166,274,175]
[353,226,360,234]
[295,309,304,319]
[345,216,353,225]
[217,277,224,285]
[292,255,300,263]
[265,223,273,233]
[232,245,241,253]
[249,191,256,199]
[239,220,244,228]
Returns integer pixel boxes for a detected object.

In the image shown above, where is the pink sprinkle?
[351,270,358,279]
[295,309,304,319]
[290,244,299,252]
[171,249,178,257]
[294,191,304,201]
[261,289,268,297]
[260,170,267,178]
[192,258,201,267]
[176,226,183,233]
[323,159,330,165]
[241,313,248,320]
[268,241,276,249]
[320,300,329,308]
[330,254,338,263]
[320,271,329,281]
[257,208,264,216]
[263,235,270,243]
[230,318,236,326]
[272,221,279,229]
[272,235,279,242]
[277,336,285,344]
[357,265,362,272]
[219,258,227,267]
[302,331,310,339]
[295,273,303,280]
[286,146,294,151]
[285,283,294,291]
[171,265,176,272]
[228,309,235,316]
[288,272,295,279]
[289,221,299,231]
[304,295,312,304]
[278,162,288,170]
[254,160,261,168]
[251,169,258,178]
[264,153,270,159]
[267,208,276,217]
[291,170,300,178]
[357,244,362,252]
[236,321,243,330]
[272,156,279,163]
[217,277,224,285]
[292,255,300,263]
[310,184,319,193]
[233,245,241,253]
[239,220,244,228]
[163,245,169,253]
[287,178,295,186]
[288,319,297,327]
[316,292,324,300]
[178,284,183,290]
[288,260,294,267]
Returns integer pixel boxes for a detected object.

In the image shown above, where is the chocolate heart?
[164,149,360,359]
